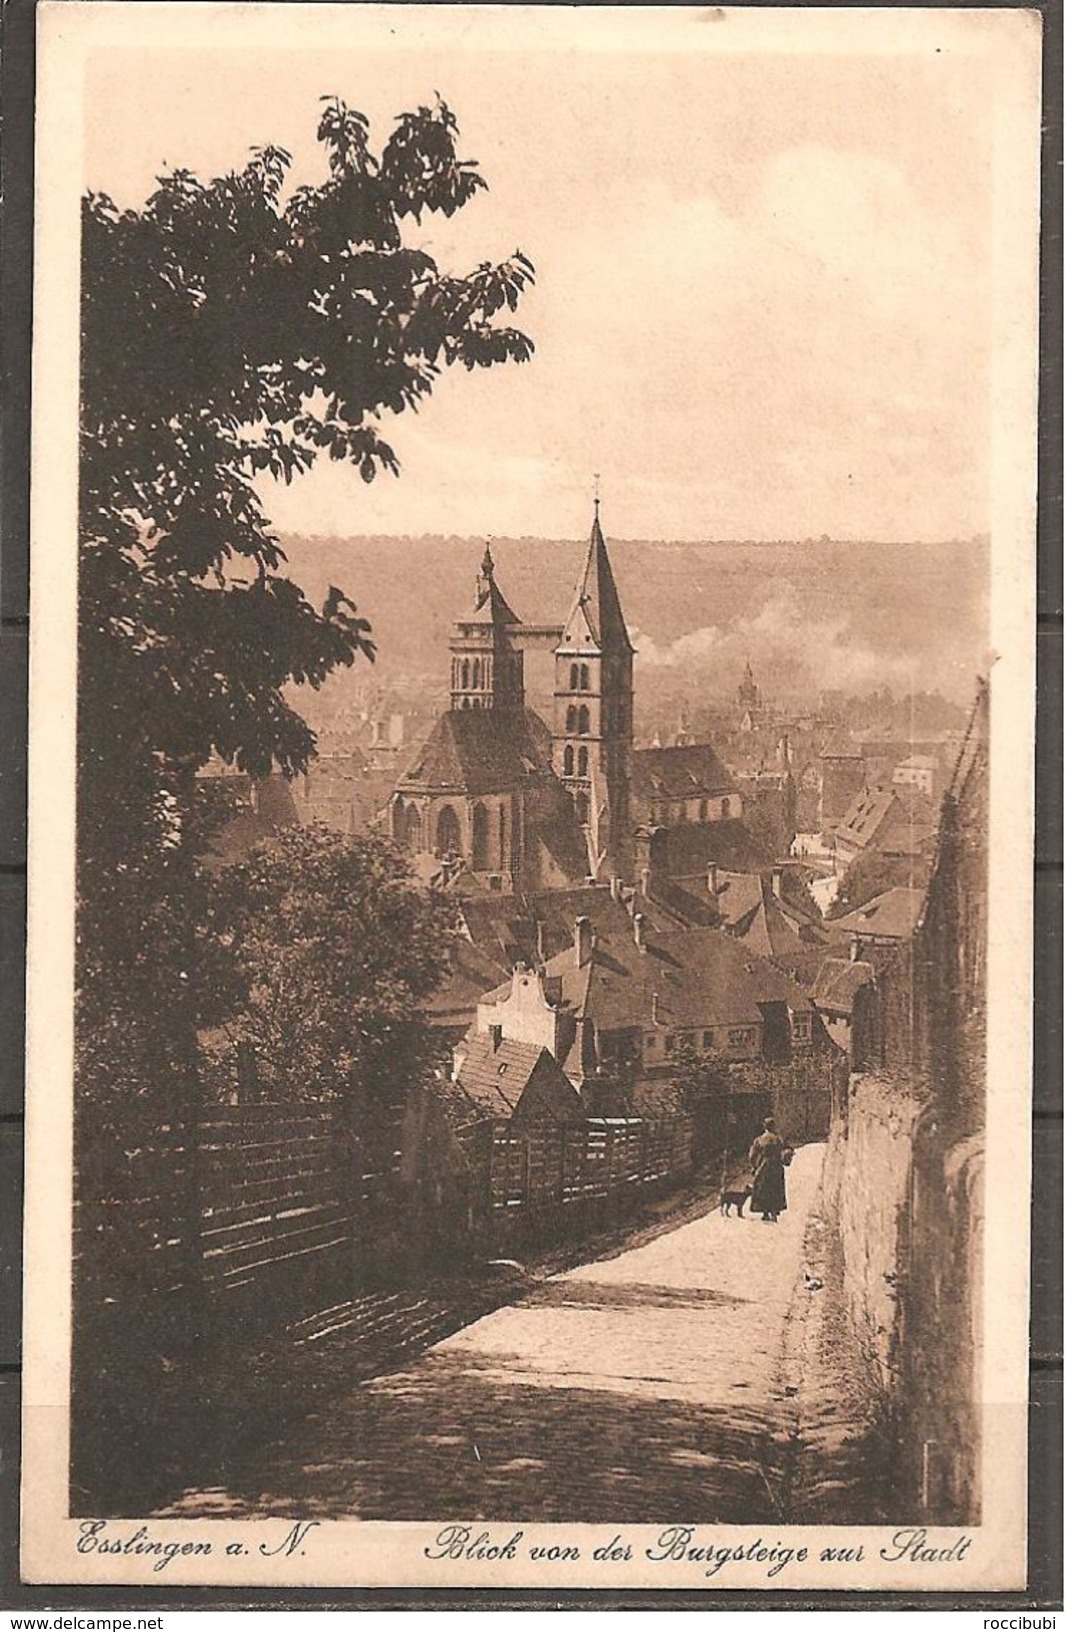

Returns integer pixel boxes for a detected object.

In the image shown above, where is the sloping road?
[166,1145,826,1522]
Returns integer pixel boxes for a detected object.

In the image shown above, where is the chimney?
[771,867,783,899]
[707,862,719,895]
[633,912,647,950]
[574,915,594,968]
[651,990,661,1025]
[488,1023,504,1052]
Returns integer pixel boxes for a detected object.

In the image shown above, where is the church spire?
[559,500,634,656]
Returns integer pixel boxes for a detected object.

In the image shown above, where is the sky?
[83,6,999,543]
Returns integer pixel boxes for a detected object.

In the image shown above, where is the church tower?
[553,502,635,878]
[449,544,526,712]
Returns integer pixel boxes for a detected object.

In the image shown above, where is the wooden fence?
[487,1115,693,1246]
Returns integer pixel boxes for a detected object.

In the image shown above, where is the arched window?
[577,745,589,777]
[569,662,580,691]
[580,664,590,690]
[397,801,421,851]
[460,659,470,689]
[563,744,574,777]
[471,803,490,871]
[566,705,578,732]
[436,806,461,856]
[577,705,590,734]
[721,796,731,818]
[575,792,590,824]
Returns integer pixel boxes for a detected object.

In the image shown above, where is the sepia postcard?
[22,2,1041,1594]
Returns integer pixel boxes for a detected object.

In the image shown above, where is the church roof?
[558,507,634,654]
[396,707,552,797]
[631,742,735,802]
[455,545,523,631]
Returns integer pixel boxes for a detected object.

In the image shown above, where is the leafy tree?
[204,826,457,1137]
[78,95,535,1090]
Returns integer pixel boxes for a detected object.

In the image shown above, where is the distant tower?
[449,544,526,712]
[738,657,760,713]
[553,501,635,877]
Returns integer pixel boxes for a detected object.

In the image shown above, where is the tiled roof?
[831,886,926,941]
[835,785,935,855]
[454,1034,581,1123]
[454,1034,546,1117]
[812,957,876,1016]
[535,919,813,1035]
[643,819,772,874]
[631,742,735,801]
[396,706,552,796]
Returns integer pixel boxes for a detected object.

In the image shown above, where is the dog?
[720,1186,752,1218]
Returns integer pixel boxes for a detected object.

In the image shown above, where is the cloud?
[633,587,973,699]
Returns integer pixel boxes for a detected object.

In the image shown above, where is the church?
[390,504,634,892]
[390,504,747,894]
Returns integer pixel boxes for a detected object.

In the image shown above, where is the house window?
[699,800,708,822]
[702,1030,715,1050]
[721,797,731,818]
[461,659,470,689]
[728,1027,755,1049]
[663,1034,675,1055]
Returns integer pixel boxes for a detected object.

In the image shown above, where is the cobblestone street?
[165,1144,880,1522]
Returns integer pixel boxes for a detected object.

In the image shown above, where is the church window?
[566,705,578,733]
[577,705,590,735]
[580,664,590,690]
[569,662,580,691]
[472,803,490,871]
[436,806,461,856]
[575,792,590,824]
[577,746,589,777]
[563,745,574,777]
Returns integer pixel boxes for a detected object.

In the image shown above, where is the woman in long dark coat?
[748,1117,787,1223]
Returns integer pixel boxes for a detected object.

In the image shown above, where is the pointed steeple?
[560,504,634,654]
[470,541,521,628]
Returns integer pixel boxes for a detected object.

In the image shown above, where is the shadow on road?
[164,1349,793,1523]
[518,1279,752,1312]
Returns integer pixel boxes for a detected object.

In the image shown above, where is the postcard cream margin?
[22,2,1041,1591]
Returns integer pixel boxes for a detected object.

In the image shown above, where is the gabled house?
[450,1032,586,1128]
[473,910,819,1090]
[833,784,936,876]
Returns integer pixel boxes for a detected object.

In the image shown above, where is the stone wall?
[823,1075,985,1521]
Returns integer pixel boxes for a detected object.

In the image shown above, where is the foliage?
[78,95,534,1095]
[669,1040,728,1108]
[202,826,458,1118]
